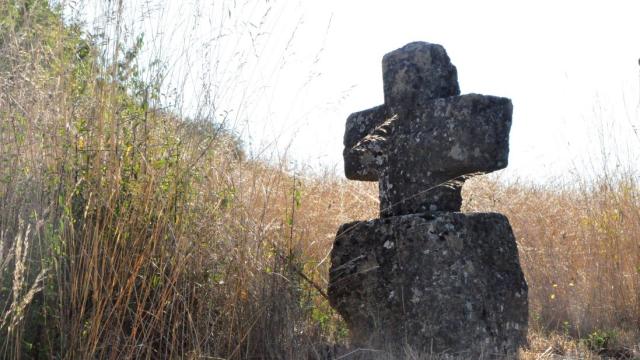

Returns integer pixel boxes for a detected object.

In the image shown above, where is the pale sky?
[80,0,640,182]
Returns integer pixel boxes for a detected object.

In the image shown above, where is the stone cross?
[343,42,512,216]
[329,42,528,357]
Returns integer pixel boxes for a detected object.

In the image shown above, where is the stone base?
[328,212,528,358]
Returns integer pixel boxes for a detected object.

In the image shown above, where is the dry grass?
[1,1,640,359]
[0,4,378,355]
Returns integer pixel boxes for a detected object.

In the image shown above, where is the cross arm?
[389,93,513,180]
[379,93,512,216]
[343,104,389,181]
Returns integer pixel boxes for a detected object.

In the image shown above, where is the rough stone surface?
[343,41,460,183]
[344,105,390,181]
[379,94,512,216]
[328,212,528,357]
[329,41,528,358]
[343,42,511,215]
[382,42,460,112]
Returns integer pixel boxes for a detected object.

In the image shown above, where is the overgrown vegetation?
[0,1,353,358]
[1,1,639,359]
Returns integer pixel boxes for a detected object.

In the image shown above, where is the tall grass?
[0,0,367,358]
[1,1,639,359]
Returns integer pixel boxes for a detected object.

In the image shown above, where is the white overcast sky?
[80,0,640,182]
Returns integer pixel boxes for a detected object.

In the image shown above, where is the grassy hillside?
[1,1,639,359]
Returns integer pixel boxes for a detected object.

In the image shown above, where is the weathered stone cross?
[330,42,527,356]
[343,42,512,216]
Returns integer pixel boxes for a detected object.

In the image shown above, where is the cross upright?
[343,42,513,217]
